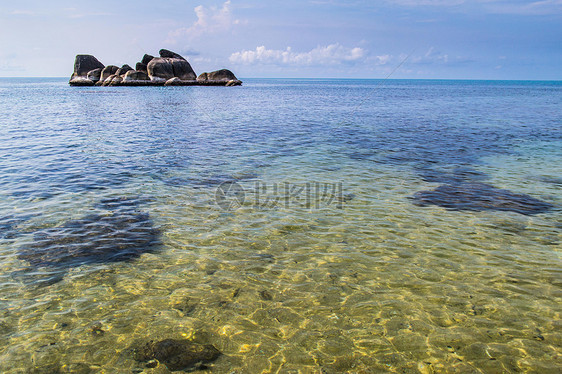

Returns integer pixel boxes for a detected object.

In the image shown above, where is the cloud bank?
[229,44,367,66]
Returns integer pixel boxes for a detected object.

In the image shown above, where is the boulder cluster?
[69,49,242,87]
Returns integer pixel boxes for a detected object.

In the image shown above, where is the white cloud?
[168,1,242,42]
[229,44,368,66]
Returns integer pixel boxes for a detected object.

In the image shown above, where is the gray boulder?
[109,76,123,86]
[197,69,241,85]
[123,70,150,84]
[171,59,196,80]
[164,77,183,86]
[226,79,242,86]
[135,62,147,73]
[147,58,174,82]
[102,74,117,86]
[71,55,104,79]
[86,68,102,83]
[147,57,196,82]
[141,54,155,65]
[123,70,149,81]
[197,69,237,82]
[116,64,133,76]
[101,65,119,82]
[159,49,185,60]
[69,77,95,86]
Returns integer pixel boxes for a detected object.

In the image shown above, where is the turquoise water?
[0,78,560,373]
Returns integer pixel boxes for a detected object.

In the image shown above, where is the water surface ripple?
[0,78,560,373]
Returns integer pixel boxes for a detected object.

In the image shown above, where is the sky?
[0,0,560,79]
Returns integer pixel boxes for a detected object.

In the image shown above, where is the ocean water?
[0,78,560,373]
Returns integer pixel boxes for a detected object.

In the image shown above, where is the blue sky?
[0,0,560,79]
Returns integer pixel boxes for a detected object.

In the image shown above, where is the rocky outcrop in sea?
[69,49,242,87]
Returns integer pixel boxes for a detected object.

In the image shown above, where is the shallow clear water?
[0,78,560,373]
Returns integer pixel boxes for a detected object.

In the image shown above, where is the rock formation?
[17,196,160,285]
[411,182,553,215]
[132,339,221,372]
[69,55,105,85]
[99,65,119,83]
[115,64,133,77]
[135,62,147,73]
[69,49,241,87]
[197,69,242,86]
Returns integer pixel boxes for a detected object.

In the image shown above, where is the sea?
[0,78,560,373]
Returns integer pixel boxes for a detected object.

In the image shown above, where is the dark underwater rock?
[1,214,33,240]
[411,182,553,215]
[535,175,562,186]
[90,322,105,337]
[132,339,221,372]
[17,197,159,274]
[417,167,489,184]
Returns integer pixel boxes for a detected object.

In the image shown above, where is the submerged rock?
[411,182,553,215]
[132,339,221,372]
[1,214,33,240]
[417,167,490,184]
[17,197,159,275]
[535,175,562,186]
